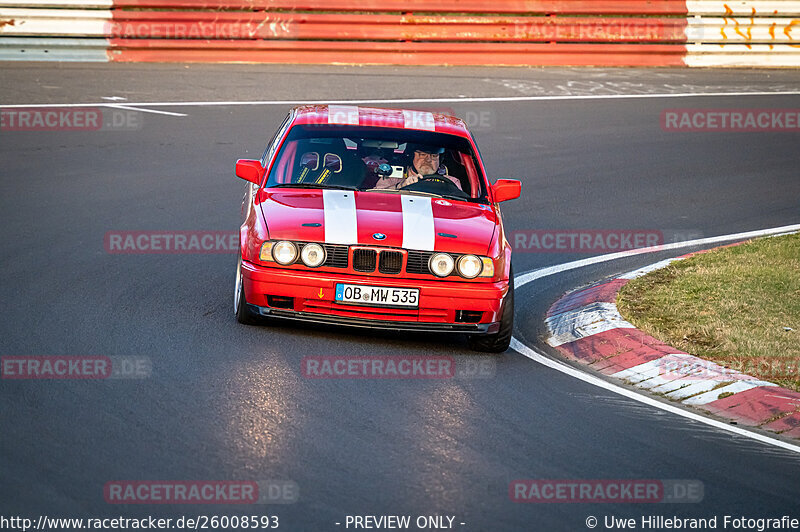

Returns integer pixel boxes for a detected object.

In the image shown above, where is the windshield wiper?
[363,188,444,198]
[438,194,474,202]
[363,188,474,202]
[269,183,358,191]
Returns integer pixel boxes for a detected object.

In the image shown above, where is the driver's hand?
[400,173,420,188]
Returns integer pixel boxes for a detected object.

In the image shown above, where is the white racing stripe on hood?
[323,190,358,245]
[401,196,435,251]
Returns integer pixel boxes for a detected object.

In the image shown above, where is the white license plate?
[335,284,419,308]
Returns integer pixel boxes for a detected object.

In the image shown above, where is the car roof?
[289,105,472,138]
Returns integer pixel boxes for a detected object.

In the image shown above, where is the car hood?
[257,189,497,256]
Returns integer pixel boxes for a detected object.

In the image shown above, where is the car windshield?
[264,125,488,203]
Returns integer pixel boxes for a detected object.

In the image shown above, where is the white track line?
[1,91,799,109]
[104,104,187,117]
[511,339,800,454]
[511,223,800,454]
[515,224,800,287]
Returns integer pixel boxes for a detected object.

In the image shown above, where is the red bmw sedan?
[234,105,520,352]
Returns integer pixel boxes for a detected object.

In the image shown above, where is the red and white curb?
[544,246,800,439]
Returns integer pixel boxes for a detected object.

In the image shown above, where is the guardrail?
[1,0,798,66]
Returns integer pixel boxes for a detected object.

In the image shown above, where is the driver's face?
[413,151,439,175]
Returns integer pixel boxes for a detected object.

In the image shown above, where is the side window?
[261,113,292,168]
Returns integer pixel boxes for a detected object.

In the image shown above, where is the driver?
[374,145,463,191]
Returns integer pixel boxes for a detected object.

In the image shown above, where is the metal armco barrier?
[1,0,799,66]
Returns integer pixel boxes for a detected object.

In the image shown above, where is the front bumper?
[241,260,508,335]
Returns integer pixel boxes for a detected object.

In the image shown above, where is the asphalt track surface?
[1,64,800,531]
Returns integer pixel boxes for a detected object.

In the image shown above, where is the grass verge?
[617,233,800,391]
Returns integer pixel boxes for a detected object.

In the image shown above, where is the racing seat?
[294,140,364,188]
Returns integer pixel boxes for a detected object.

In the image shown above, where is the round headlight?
[457,254,483,279]
[428,253,454,277]
[272,241,298,265]
[301,243,326,268]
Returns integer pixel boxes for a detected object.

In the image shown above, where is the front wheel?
[468,267,514,353]
[234,253,261,325]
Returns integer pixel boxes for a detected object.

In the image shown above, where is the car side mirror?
[492,179,521,203]
[235,159,263,185]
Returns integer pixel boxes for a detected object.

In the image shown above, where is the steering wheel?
[400,174,468,198]
[417,175,449,185]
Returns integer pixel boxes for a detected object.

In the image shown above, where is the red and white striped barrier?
[545,247,800,438]
[1,1,798,66]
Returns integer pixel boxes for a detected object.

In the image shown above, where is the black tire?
[468,266,514,353]
[234,253,261,325]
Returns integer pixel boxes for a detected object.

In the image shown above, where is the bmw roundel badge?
[372,233,386,241]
